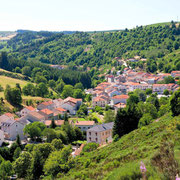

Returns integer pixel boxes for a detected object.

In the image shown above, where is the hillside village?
[89,69,180,109]
[0,68,179,150]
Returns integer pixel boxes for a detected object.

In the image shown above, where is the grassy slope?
[62,114,180,180]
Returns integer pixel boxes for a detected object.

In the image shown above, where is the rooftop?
[40,108,53,115]
[87,122,114,132]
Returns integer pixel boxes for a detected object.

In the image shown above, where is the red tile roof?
[112,95,129,99]
[44,120,64,126]
[41,101,53,106]
[4,113,14,117]
[56,107,67,112]
[93,97,106,102]
[75,121,95,126]
[40,109,53,115]
[29,111,45,120]
[64,97,82,104]
[26,106,35,111]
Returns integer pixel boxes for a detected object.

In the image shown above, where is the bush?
[82,143,99,152]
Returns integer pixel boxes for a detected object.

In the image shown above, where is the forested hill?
[3,21,180,72]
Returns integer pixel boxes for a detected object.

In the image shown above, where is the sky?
[0,0,179,31]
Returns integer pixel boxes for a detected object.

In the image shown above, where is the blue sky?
[0,0,179,31]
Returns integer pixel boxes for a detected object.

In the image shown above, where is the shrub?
[82,143,99,152]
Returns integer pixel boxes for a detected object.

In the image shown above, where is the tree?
[16,83,22,93]
[127,94,139,105]
[35,82,49,97]
[104,109,115,123]
[15,67,21,73]
[74,83,84,90]
[13,147,21,160]
[4,86,22,106]
[22,66,31,76]
[13,152,33,179]
[16,134,22,149]
[74,126,83,140]
[23,122,46,141]
[113,108,128,137]
[138,113,153,128]
[51,139,64,150]
[86,94,92,102]
[0,160,13,180]
[146,94,160,111]
[64,112,69,123]
[73,89,84,99]
[50,119,57,129]
[35,75,47,84]
[145,88,152,95]
[22,83,35,96]
[170,90,180,116]
[77,104,88,117]
[164,76,175,84]
[163,89,169,96]
[43,145,72,177]
[61,85,74,98]
[0,52,9,70]
[158,104,170,117]
[43,128,57,143]
[134,89,146,102]
[32,143,54,179]
[55,79,65,93]
[48,80,56,89]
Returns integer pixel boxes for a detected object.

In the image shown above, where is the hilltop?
[61,113,180,179]
[0,21,178,74]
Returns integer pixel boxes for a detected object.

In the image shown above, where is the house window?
[89,132,91,136]
[96,138,98,142]
[89,137,91,141]
[95,133,97,136]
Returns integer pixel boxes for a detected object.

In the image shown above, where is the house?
[152,84,177,94]
[87,122,114,145]
[61,97,82,115]
[37,101,55,110]
[44,120,64,128]
[53,107,67,119]
[19,106,35,117]
[0,119,25,140]
[114,103,126,113]
[171,71,180,78]
[114,75,126,83]
[92,96,108,107]
[20,111,46,123]
[0,130,4,146]
[39,109,54,120]
[106,75,114,83]
[52,98,64,108]
[0,113,14,123]
[110,95,129,106]
[70,120,95,131]
[108,90,121,97]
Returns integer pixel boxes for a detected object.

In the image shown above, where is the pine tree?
[50,119,57,129]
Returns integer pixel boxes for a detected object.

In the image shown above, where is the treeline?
[5,21,180,72]
[0,52,92,99]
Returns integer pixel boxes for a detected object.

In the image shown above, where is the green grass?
[61,113,180,179]
[69,118,86,121]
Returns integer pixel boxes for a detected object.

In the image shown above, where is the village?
[0,68,179,156]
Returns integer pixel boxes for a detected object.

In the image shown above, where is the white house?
[19,106,35,117]
[0,130,4,146]
[0,119,25,140]
[61,97,82,115]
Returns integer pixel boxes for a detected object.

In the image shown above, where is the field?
[0,75,53,109]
